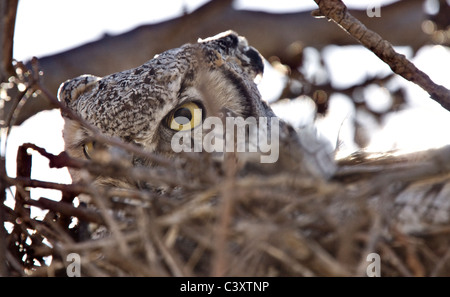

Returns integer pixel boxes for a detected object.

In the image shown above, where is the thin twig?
[26,197,103,225]
[0,157,7,276]
[212,152,238,276]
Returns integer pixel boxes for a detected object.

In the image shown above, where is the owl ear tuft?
[198,30,240,50]
[58,74,101,106]
[240,45,264,79]
[199,30,264,80]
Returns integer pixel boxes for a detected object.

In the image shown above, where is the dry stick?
[19,142,198,190]
[15,145,31,212]
[26,197,104,225]
[212,152,238,276]
[262,244,315,276]
[0,0,18,80]
[431,247,450,277]
[8,145,33,272]
[59,231,140,253]
[0,157,7,276]
[10,174,155,207]
[379,241,413,276]
[11,146,130,261]
[135,207,167,276]
[88,185,130,257]
[312,0,450,111]
[355,203,383,276]
[148,221,186,277]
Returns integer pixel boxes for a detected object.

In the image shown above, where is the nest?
[2,62,450,277]
[3,137,450,277]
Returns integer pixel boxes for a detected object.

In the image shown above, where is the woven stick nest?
[2,59,450,277]
[3,128,450,276]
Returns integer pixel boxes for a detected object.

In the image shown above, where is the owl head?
[59,31,335,188]
[58,31,284,182]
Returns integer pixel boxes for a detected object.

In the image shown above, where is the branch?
[26,197,103,225]
[0,0,18,82]
[18,142,199,189]
[313,0,450,112]
[0,156,7,276]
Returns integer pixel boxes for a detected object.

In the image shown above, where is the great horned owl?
[55,31,450,275]
[58,31,336,188]
[57,31,450,235]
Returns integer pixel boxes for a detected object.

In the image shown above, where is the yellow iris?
[82,141,96,159]
[167,102,202,131]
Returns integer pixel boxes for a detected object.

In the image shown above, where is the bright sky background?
[13,0,401,61]
[4,0,450,214]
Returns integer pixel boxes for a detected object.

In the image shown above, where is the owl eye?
[166,102,203,131]
[82,141,96,159]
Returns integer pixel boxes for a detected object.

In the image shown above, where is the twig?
[149,220,187,277]
[87,185,130,257]
[15,145,31,208]
[431,247,450,277]
[378,241,413,276]
[0,156,7,276]
[19,142,201,189]
[59,231,140,253]
[0,0,18,81]
[313,0,450,111]
[212,152,238,276]
[26,197,103,225]
[262,243,315,276]
[9,176,83,195]
[135,207,167,276]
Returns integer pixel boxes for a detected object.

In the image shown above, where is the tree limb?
[0,0,18,82]
[313,0,450,111]
[0,156,7,276]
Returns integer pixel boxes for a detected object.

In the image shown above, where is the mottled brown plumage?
[58,31,335,186]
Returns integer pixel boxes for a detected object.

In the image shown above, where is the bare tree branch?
[313,0,450,111]
[0,156,7,276]
[0,0,18,82]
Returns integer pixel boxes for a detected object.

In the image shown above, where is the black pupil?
[174,107,192,125]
